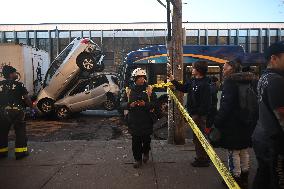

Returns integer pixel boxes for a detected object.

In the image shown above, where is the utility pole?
[167,0,174,144]
[169,0,185,145]
[157,0,185,144]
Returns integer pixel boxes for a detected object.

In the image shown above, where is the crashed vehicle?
[35,37,104,114]
[54,73,119,119]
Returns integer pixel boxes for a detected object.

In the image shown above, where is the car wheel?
[76,53,95,72]
[38,99,54,114]
[103,99,116,111]
[56,106,70,119]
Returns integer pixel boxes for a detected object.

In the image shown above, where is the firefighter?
[0,65,33,160]
[123,68,156,168]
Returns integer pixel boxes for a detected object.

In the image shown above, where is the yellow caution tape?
[150,81,184,89]
[150,82,173,88]
[167,88,240,189]
[15,147,28,153]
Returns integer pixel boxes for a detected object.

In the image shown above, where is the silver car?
[36,37,104,114]
[54,73,119,119]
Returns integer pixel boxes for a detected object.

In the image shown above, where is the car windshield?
[69,80,90,96]
[43,43,74,87]
[69,75,109,96]
[90,75,108,89]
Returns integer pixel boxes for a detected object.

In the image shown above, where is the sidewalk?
[0,140,256,189]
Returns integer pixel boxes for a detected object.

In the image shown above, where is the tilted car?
[54,73,119,119]
[35,37,104,114]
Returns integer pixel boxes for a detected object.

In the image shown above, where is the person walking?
[0,65,34,160]
[169,61,211,167]
[252,41,284,189]
[123,68,156,168]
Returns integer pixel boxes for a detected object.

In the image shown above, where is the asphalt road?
[12,110,129,142]
[16,110,173,142]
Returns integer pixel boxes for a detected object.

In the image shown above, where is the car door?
[87,75,109,109]
[67,80,94,112]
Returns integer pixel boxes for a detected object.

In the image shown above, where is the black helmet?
[2,65,17,79]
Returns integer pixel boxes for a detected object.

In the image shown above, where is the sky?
[0,0,283,24]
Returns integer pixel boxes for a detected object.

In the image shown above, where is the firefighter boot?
[0,147,8,159]
[15,151,29,160]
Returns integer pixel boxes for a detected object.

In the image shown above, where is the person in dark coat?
[169,61,212,167]
[123,68,156,168]
[213,60,258,188]
[252,41,284,189]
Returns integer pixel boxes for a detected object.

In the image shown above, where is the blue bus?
[118,45,265,91]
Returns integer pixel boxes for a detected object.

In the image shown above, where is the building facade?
[1,22,284,65]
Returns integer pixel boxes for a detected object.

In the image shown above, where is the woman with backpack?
[213,60,258,189]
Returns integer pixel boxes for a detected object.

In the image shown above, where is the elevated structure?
[1,22,284,65]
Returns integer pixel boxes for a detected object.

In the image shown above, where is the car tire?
[56,106,70,119]
[103,98,116,111]
[76,53,95,72]
[38,98,54,114]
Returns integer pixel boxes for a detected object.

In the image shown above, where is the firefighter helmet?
[131,68,147,78]
[2,65,17,79]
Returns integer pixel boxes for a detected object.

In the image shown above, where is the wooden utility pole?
[167,0,175,144]
[171,0,185,145]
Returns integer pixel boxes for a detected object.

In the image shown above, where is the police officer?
[252,41,284,189]
[123,68,156,168]
[0,65,33,160]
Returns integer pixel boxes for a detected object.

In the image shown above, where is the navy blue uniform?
[0,79,29,158]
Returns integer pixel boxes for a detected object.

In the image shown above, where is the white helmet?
[131,68,147,78]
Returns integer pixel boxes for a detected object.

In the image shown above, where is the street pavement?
[0,140,257,189]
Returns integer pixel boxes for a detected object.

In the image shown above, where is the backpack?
[237,83,258,128]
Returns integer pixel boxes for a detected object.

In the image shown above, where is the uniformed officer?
[0,65,33,160]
